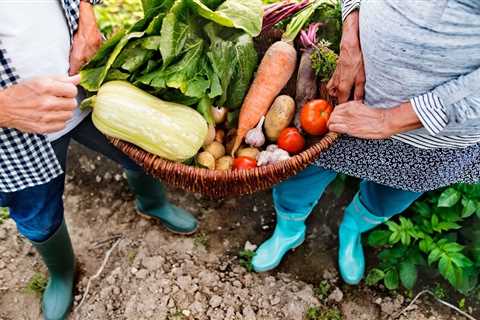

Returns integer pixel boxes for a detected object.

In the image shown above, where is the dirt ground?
[0,142,476,320]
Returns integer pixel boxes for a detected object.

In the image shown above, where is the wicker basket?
[108,31,339,199]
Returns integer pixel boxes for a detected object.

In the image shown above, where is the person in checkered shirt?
[0,1,199,319]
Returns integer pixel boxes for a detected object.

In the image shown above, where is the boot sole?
[136,211,199,236]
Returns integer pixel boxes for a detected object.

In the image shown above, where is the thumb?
[50,74,81,85]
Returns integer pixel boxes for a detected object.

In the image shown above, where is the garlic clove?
[245,116,266,147]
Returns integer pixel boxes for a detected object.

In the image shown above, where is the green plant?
[366,184,480,294]
[194,232,209,248]
[25,273,47,295]
[0,207,9,225]
[314,280,332,300]
[95,0,144,37]
[239,249,256,272]
[305,307,342,320]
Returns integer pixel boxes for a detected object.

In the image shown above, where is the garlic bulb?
[245,116,266,147]
[257,150,272,166]
[256,144,290,166]
[271,148,290,162]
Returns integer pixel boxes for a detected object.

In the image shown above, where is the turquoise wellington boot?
[126,170,198,235]
[339,194,387,285]
[252,201,311,272]
[31,220,75,320]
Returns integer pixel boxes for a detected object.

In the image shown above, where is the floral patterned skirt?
[314,136,480,192]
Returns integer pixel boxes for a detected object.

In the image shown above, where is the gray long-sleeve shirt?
[342,0,480,149]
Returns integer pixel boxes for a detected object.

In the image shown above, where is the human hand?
[0,75,80,134]
[328,101,422,139]
[69,1,103,75]
[326,11,365,103]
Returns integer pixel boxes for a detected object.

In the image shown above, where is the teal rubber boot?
[338,194,387,285]
[126,170,198,235]
[252,190,314,272]
[252,209,308,272]
[31,220,75,320]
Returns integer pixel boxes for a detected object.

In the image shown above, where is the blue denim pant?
[274,166,423,218]
[0,115,141,242]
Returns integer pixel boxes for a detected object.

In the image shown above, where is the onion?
[211,106,228,124]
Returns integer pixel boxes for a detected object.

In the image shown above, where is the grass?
[305,307,342,320]
[239,249,256,272]
[314,280,332,301]
[25,272,48,295]
[0,207,9,225]
[193,232,209,248]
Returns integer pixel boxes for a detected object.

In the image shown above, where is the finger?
[42,111,75,124]
[41,96,77,111]
[67,74,81,86]
[328,123,348,134]
[354,81,365,101]
[337,81,354,104]
[327,73,339,97]
[44,79,78,98]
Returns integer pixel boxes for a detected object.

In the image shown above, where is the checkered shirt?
[0,0,101,192]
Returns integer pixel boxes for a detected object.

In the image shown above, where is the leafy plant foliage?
[367,184,480,294]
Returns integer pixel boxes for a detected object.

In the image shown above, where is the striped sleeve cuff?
[341,0,361,21]
[410,92,448,135]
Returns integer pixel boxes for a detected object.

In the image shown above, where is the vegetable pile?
[81,0,263,123]
[81,0,341,171]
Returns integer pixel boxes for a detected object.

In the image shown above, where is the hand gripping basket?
[109,31,339,198]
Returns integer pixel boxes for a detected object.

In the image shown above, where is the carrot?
[232,40,297,154]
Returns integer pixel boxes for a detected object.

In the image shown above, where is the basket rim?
[109,131,339,178]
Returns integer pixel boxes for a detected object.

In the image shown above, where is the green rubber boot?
[31,220,75,320]
[126,170,198,235]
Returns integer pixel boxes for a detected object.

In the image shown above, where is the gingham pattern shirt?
[0,0,100,193]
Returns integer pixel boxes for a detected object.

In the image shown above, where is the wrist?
[78,1,98,29]
[340,11,360,51]
[384,102,422,135]
[0,89,13,128]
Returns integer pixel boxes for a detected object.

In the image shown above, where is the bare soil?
[0,142,476,320]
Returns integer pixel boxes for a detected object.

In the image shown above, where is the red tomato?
[233,156,257,170]
[277,128,305,154]
[300,99,333,136]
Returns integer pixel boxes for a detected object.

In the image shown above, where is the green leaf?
[399,261,417,290]
[189,0,264,36]
[368,230,391,248]
[449,252,473,268]
[365,268,385,286]
[80,31,145,92]
[438,188,461,208]
[384,269,400,290]
[413,202,431,217]
[461,198,477,218]
[196,95,215,124]
[225,33,258,109]
[428,248,442,265]
[438,256,457,287]
[419,237,434,253]
[159,0,190,67]
[441,242,464,253]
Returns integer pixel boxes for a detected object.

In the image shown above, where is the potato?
[215,129,225,144]
[237,147,260,160]
[203,124,216,146]
[216,156,234,171]
[265,95,295,141]
[196,151,215,169]
[204,141,226,159]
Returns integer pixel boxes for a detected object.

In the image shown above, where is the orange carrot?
[232,40,297,154]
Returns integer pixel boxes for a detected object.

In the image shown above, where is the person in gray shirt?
[252,0,480,286]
